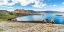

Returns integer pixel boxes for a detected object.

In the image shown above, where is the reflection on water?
[16,13,64,24]
[16,15,45,21]
[16,15,34,21]
[59,17,64,24]
[33,15,45,21]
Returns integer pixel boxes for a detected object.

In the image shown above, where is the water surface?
[16,13,64,24]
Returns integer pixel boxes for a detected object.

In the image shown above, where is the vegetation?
[0,10,17,20]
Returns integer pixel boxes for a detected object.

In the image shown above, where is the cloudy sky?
[0,0,64,11]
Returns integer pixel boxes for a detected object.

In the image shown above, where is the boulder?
[12,19,17,21]
[43,20,47,23]
[45,19,48,21]
[7,18,12,21]
[48,19,54,23]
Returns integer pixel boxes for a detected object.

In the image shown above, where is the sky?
[0,0,64,11]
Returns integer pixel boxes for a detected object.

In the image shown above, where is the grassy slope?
[0,10,16,20]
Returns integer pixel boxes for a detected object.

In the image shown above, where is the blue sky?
[0,0,64,11]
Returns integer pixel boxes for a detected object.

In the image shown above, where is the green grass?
[0,10,17,20]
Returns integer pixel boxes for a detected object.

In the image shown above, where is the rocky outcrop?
[48,19,54,23]
[43,19,54,23]
[43,20,47,23]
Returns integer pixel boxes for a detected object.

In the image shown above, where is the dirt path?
[0,21,64,32]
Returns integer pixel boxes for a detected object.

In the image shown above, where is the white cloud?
[7,7,13,8]
[62,2,64,4]
[0,6,7,7]
[7,3,15,6]
[0,0,18,7]
[33,3,46,8]
[53,4,57,6]
[7,0,18,6]
[0,0,8,5]
[44,7,47,8]
[59,8,64,12]
[0,0,46,8]
[32,0,46,8]
[61,8,64,10]
[19,0,36,6]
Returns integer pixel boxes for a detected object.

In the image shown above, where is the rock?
[43,20,47,23]
[45,19,48,21]
[48,19,54,23]
[7,18,12,21]
[12,19,17,21]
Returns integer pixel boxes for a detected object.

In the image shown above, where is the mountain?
[13,9,29,13]
[13,9,36,14]
[13,9,64,14]
[26,10,35,13]
[41,10,64,13]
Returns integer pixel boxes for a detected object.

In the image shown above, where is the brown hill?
[13,9,30,14]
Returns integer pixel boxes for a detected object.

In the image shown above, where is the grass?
[0,10,17,22]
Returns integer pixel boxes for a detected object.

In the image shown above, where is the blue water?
[16,13,64,24]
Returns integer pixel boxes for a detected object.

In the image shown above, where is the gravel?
[0,21,64,32]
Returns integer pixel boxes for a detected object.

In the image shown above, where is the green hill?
[0,10,16,19]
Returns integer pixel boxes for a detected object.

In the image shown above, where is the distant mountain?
[42,11,64,13]
[13,9,37,14]
[13,9,64,14]
[26,10,35,13]
[13,9,30,14]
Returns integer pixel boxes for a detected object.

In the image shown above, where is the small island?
[56,14,63,16]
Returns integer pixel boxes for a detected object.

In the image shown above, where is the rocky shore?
[0,21,64,32]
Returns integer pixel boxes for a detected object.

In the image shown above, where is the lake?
[16,13,64,24]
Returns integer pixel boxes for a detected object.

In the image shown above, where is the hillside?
[13,9,31,14]
[0,10,16,19]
